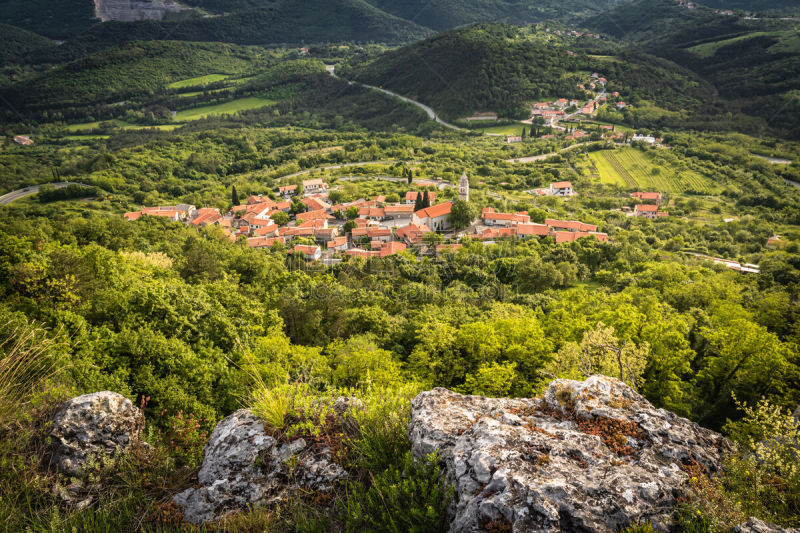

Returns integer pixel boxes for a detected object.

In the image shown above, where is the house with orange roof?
[292,245,321,261]
[328,236,348,252]
[395,223,431,245]
[252,224,279,237]
[515,223,550,238]
[413,201,453,232]
[190,208,222,227]
[549,181,575,197]
[384,204,415,221]
[405,191,436,204]
[247,236,285,248]
[279,184,298,198]
[481,207,531,227]
[632,192,662,204]
[351,227,392,243]
[302,178,327,195]
[345,248,380,259]
[302,197,331,212]
[545,219,598,232]
[633,204,667,218]
[379,241,407,258]
[295,209,333,223]
[358,207,386,221]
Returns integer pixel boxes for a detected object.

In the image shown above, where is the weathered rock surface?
[174,409,346,524]
[734,517,800,533]
[49,391,143,476]
[410,375,731,532]
[93,0,183,22]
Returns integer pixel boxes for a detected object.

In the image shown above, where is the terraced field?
[590,148,713,193]
[173,96,276,121]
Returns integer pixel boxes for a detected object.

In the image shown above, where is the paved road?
[326,65,466,132]
[0,182,86,205]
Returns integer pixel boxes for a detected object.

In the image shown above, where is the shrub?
[342,451,452,533]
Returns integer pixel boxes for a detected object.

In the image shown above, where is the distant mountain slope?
[345,23,714,120]
[585,0,800,137]
[363,0,630,30]
[2,41,267,110]
[0,0,95,39]
[0,0,432,44]
[697,0,800,13]
[0,23,53,64]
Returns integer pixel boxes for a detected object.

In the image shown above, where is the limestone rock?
[174,409,346,524]
[734,517,800,533]
[409,375,731,532]
[49,391,143,476]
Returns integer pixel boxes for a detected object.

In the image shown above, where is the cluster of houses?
[123,172,611,262]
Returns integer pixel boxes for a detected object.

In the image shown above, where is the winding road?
[0,182,87,205]
[326,65,466,132]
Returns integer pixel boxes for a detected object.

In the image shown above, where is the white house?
[302,178,327,195]
[549,181,575,197]
[413,202,453,232]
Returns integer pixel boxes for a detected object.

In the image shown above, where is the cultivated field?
[167,74,230,89]
[590,148,713,193]
[173,96,276,121]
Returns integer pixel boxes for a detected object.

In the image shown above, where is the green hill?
[2,41,268,110]
[0,0,432,46]
[585,0,800,137]
[363,0,629,31]
[345,23,714,121]
[0,0,95,39]
[0,23,53,64]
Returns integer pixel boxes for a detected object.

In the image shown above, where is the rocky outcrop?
[734,517,800,533]
[49,391,143,476]
[93,0,184,22]
[173,409,346,524]
[410,375,731,532]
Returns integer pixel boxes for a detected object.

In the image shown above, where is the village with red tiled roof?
[122,169,615,264]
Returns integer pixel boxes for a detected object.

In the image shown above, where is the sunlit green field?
[167,74,230,89]
[590,147,713,193]
[173,96,276,121]
[65,121,182,132]
[478,123,527,136]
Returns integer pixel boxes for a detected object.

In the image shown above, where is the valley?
[0,0,799,531]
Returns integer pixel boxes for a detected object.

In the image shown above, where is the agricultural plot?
[590,148,713,193]
[173,96,276,121]
[167,74,230,89]
[478,123,527,136]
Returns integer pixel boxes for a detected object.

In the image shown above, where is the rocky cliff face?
[409,375,732,532]
[93,0,184,22]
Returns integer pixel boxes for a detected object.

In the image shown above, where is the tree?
[269,211,290,226]
[231,186,240,207]
[414,193,423,212]
[422,232,443,247]
[448,200,477,230]
[547,323,649,390]
[422,191,431,209]
[407,168,413,185]
[521,127,526,139]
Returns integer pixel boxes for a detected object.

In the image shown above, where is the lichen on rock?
[173,408,347,524]
[48,391,144,477]
[409,375,732,532]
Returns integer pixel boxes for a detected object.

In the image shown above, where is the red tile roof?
[632,192,661,201]
[405,191,436,203]
[295,209,332,222]
[395,223,431,244]
[515,223,550,236]
[415,201,453,219]
[247,236,284,248]
[635,204,659,212]
[545,219,597,232]
[380,241,407,257]
[551,181,573,189]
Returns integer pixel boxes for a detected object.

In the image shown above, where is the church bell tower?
[458,171,469,202]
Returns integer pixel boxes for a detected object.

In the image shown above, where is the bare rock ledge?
[409,375,731,532]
